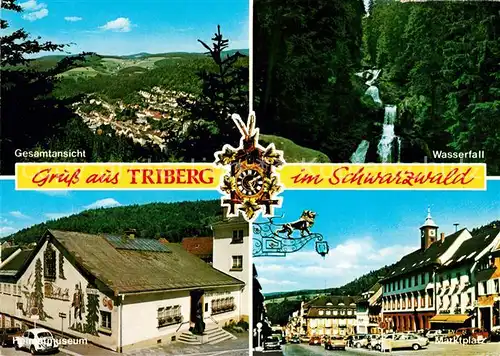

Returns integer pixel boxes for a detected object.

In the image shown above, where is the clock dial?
[236,169,264,196]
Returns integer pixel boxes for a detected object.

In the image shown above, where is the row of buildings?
[0,211,250,353]
[286,210,500,337]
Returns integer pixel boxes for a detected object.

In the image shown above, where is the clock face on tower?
[236,168,264,197]
[429,229,436,237]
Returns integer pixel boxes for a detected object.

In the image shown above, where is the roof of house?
[306,295,360,309]
[181,237,213,257]
[1,246,19,261]
[305,295,360,318]
[381,229,466,282]
[48,230,243,294]
[0,249,34,277]
[441,227,500,270]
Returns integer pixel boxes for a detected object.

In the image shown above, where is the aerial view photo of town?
[1,0,249,174]
[253,185,500,355]
[0,182,250,355]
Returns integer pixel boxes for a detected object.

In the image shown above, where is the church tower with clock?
[420,207,439,250]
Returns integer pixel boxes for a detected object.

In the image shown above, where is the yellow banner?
[16,163,223,189]
[279,164,486,190]
[16,163,486,190]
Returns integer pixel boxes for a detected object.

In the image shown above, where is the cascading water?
[351,69,403,162]
[350,140,370,163]
[377,105,397,163]
[365,86,382,106]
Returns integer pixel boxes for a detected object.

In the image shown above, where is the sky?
[254,182,500,294]
[2,0,249,55]
[0,179,220,237]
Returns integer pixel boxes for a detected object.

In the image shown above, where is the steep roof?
[441,227,500,270]
[1,246,19,261]
[181,237,213,258]
[49,230,243,294]
[420,208,438,228]
[382,229,466,282]
[0,249,34,280]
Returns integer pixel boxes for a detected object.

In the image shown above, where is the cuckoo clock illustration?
[214,112,285,221]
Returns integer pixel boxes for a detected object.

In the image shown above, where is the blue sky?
[2,0,248,55]
[0,179,219,237]
[255,182,500,293]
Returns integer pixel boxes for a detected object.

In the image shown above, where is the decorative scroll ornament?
[214,112,285,221]
[253,210,329,257]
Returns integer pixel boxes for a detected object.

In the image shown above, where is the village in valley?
[74,87,195,152]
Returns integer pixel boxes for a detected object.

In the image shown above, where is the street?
[0,347,71,356]
[280,342,500,356]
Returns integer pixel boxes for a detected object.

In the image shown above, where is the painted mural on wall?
[70,282,86,332]
[84,284,100,336]
[20,258,49,321]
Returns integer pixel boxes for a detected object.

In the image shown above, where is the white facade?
[212,216,250,319]
[1,232,245,352]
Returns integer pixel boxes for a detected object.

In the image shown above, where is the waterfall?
[365,86,382,106]
[377,105,397,163]
[396,137,402,163]
[350,140,370,163]
[365,69,381,86]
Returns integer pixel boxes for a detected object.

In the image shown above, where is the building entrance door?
[190,289,205,334]
[480,307,491,331]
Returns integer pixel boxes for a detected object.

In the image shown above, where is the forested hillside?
[1,0,250,174]
[364,1,500,172]
[253,0,500,173]
[2,200,221,245]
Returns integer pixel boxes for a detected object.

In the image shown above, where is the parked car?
[370,333,396,351]
[264,335,281,351]
[300,334,310,343]
[324,335,346,351]
[455,327,489,341]
[345,334,367,347]
[491,326,500,342]
[290,335,300,344]
[14,328,59,354]
[391,333,429,350]
[1,327,23,347]
[309,335,322,346]
[426,329,454,341]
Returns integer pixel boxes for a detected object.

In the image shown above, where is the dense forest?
[1,200,221,245]
[254,0,500,173]
[1,0,249,174]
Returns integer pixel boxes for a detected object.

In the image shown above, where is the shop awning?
[430,314,471,323]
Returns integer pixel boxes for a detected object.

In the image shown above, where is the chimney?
[453,223,460,232]
[440,232,445,242]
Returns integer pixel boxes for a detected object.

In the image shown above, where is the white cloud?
[0,226,17,237]
[255,236,418,293]
[38,190,70,197]
[259,278,298,287]
[22,8,48,21]
[99,18,132,32]
[44,212,73,220]
[19,0,46,11]
[64,16,82,22]
[84,198,121,210]
[9,211,31,219]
